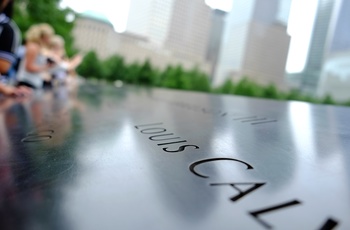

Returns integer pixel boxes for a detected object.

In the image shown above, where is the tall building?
[165,0,212,62]
[301,0,343,91]
[315,0,350,100]
[330,0,350,53]
[206,9,227,78]
[127,0,212,63]
[214,0,291,88]
[126,0,175,46]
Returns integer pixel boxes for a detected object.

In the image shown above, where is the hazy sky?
[60,0,132,33]
[287,0,318,73]
[61,0,318,73]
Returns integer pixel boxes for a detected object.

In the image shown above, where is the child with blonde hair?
[16,23,56,89]
[48,34,82,85]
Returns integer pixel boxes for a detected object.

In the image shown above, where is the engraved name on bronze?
[136,122,339,230]
[135,122,199,153]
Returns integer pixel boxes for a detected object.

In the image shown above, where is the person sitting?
[16,23,56,89]
[47,35,82,86]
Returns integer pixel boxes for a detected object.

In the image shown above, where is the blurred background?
[13,0,350,104]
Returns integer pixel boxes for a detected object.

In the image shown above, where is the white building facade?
[72,12,212,74]
[72,11,116,60]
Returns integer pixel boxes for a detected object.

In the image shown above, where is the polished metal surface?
[0,83,349,230]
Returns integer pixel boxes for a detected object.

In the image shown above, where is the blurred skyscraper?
[165,0,212,62]
[214,0,291,88]
[206,9,227,78]
[330,0,350,53]
[126,0,175,46]
[315,0,350,100]
[127,0,212,63]
[301,0,343,91]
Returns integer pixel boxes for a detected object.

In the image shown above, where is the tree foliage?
[76,51,347,106]
[13,0,76,55]
[102,55,126,82]
[76,51,102,79]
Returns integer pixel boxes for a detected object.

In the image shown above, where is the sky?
[205,0,233,11]
[286,0,318,73]
[60,0,132,33]
[61,0,318,73]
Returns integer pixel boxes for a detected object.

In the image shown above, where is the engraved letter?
[141,128,166,134]
[318,218,338,230]
[157,140,187,146]
[135,122,163,129]
[22,130,54,143]
[149,133,181,141]
[189,158,254,179]
[210,183,265,202]
[163,145,199,153]
[249,200,301,229]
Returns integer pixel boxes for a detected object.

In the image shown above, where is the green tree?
[138,59,154,85]
[285,89,304,101]
[344,99,350,107]
[215,79,235,94]
[188,68,211,92]
[102,55,126,82]
[322,94,335,105]
[263,84,280,99]
[13,0,76,55]
[160,65,184,89]
[70,47,348,106]
[156,66,172,87]
[76,51,103,79]
[234,77,262,97]
[124,62,142,84]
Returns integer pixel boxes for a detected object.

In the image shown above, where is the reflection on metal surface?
[0,83,349,229]
[289,102,316,158]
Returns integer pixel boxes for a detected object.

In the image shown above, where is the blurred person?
[16,23,56,89]
[0,0,30,96]
[48,35,82,85]
[0,83,28,96]
[0,0,18,74]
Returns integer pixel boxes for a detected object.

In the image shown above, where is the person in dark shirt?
[0,0,19,74]
[0,0,29,96]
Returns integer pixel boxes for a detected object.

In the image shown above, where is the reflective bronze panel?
[0,83,349,229]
